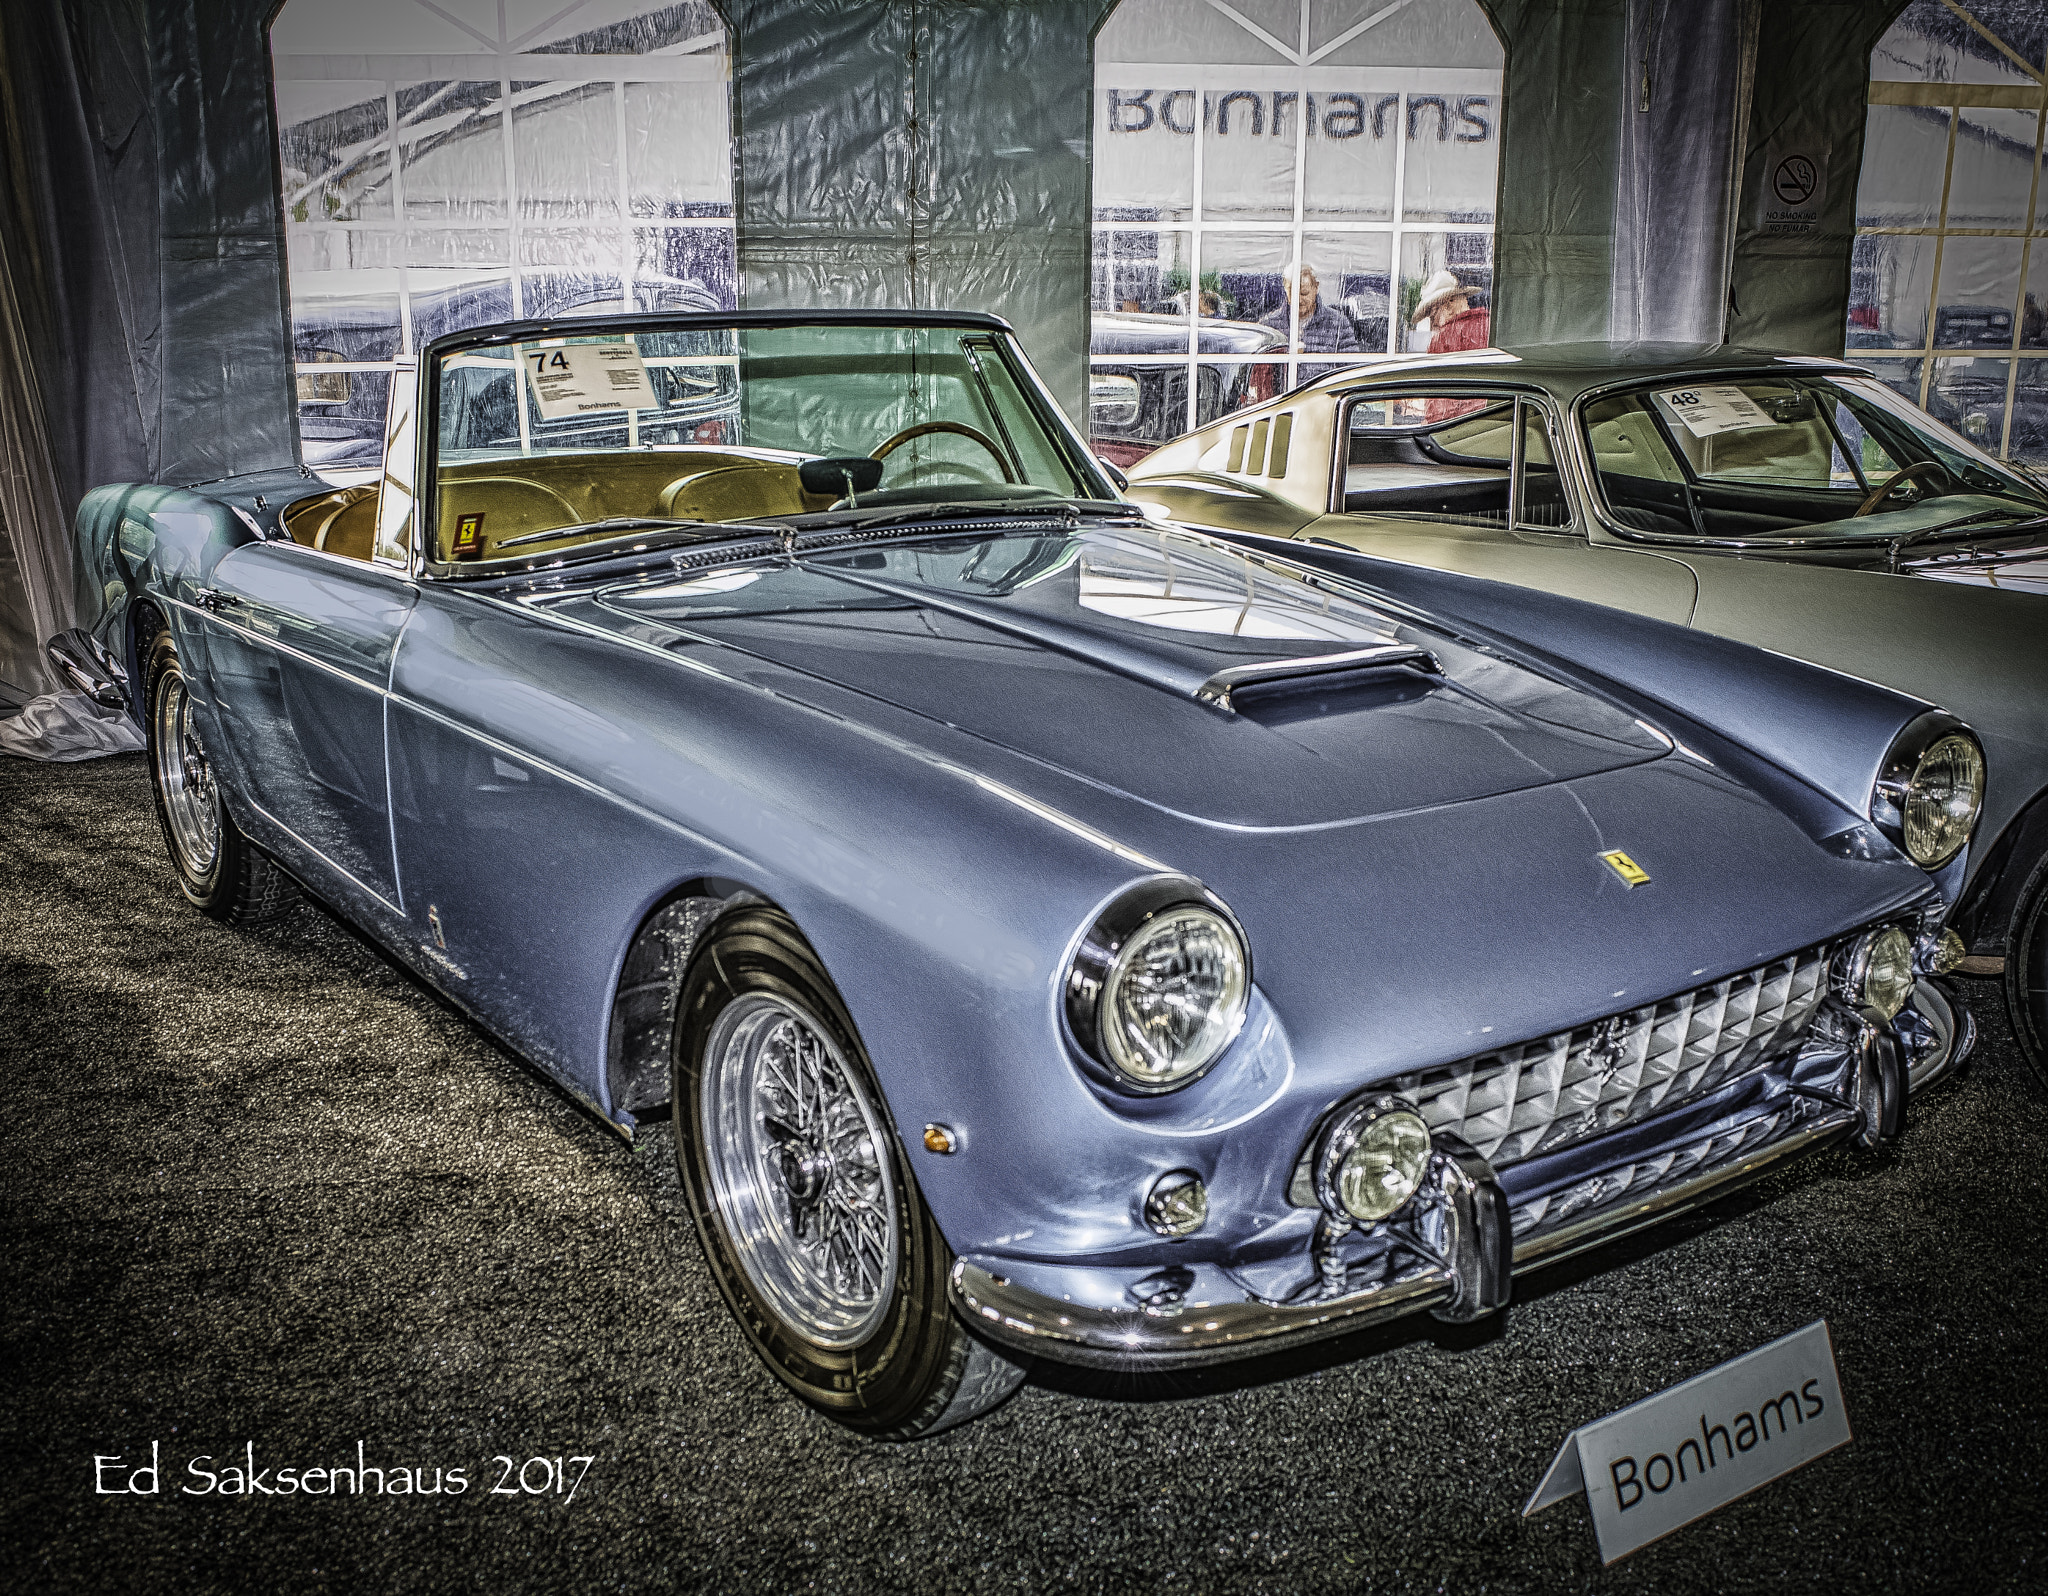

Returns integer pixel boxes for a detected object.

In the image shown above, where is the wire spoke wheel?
[153,668,221,877]
[674,907,1027,1435]
[702,992,901,1348]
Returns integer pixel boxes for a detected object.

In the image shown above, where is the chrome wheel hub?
[154,670,221,876]
[702,993,899,1348]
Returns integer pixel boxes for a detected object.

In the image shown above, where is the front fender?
[1217,530,1944,837]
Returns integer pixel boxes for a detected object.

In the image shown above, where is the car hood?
[1092,312,1285,357]
[1904,535,2048,596]
[548,519,1673,831]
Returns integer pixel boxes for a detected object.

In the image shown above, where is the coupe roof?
[1289,342,1864,402]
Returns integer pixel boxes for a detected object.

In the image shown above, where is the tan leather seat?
[661,464,808,522]
[319,496,379,561]
[279,486,378,561]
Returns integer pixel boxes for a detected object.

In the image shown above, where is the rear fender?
[73,482,259,757]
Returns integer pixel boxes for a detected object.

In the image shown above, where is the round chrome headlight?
[1066,879,1251,1093]
[1899,734,1984,867]
[1836,925,1915,1023]
[1313,1096,1434,1224]
[1873,714,1984,869]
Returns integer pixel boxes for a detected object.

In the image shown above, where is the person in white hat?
[1413,268,1488,354]
[1413,268,1490,420]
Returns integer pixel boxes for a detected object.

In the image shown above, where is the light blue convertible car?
[53,311,1986,1437]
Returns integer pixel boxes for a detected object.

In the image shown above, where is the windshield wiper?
[806,499,1140,534]
[1889,510,2048,572]
[493,516,782,551]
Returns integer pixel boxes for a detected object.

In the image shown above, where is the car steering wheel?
[870,421,1018,484]
[1852,458,1952,517]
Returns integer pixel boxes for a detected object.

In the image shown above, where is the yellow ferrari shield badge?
[1600,850,1651,888]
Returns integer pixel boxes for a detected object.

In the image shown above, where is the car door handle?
[193,588,243,612]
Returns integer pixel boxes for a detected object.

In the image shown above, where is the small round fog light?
[1929,927,1966,976]
[1143,1170,1208,1237]
[1839,926,1915,1022]
[1863,926,1915,1020]
[1314,1097,1434,1224]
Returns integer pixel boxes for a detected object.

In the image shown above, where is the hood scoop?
[814,562,1444,713]
[1195,643,1442,711]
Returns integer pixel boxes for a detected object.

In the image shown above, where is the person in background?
[1415,269,1489,354]
[1414,269,1491,420]
[1260,263,1361,354]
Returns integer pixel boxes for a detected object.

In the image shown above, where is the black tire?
[672,906,1025,1438]
[2005,852,2048,1090]
[142,628,297,924]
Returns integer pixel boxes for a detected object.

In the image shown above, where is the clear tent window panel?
[1850,0,2046,461]
[270,0,736,478]
[1090,0,1503,463]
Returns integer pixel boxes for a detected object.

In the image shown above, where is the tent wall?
[1727,1,1908,353]
[0,0,159,702]
[0,0,1923,722]
[152,0,297,485]
[1480,0,1903,348]
[1479,0,1627,345]
[727,0,1113,426]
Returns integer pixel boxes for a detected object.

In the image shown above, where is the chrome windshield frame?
[413,310,1122,584]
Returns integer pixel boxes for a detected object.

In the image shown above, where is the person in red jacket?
[1417,269,1489,352]
[1415,270,1490,420]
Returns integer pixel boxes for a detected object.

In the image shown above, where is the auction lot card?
[523,342,660,419]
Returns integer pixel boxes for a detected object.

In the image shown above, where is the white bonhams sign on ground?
[1525,1320,1852,1564]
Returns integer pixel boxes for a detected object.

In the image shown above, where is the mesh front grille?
[1392,946,1831,1168]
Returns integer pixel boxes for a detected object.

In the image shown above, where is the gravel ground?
[2,752,2043,1595]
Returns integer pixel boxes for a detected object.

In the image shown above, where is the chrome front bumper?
[950,995,1971,1372]
[951,1106,1856,1370]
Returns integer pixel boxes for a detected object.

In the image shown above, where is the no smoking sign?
[1759,142,1827,234]
[1773,155,1818,206]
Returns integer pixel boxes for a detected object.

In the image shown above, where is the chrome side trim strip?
[243,797,406,919]
[1509,1108,1858,1273]
[162,594,399,699]
[949,1260,1452,1372]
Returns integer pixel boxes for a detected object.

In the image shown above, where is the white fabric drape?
[0,688,143,760]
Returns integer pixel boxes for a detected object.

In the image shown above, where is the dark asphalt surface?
[2,752,2043,1594]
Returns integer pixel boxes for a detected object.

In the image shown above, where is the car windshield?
[426,320,1106,566]
[1580,371,2047,543]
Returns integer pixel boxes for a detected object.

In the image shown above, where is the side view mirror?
[1095,456,1130,493]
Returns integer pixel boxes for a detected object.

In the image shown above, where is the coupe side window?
[1343,393,1566,531]
[1648,382,1862,489]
